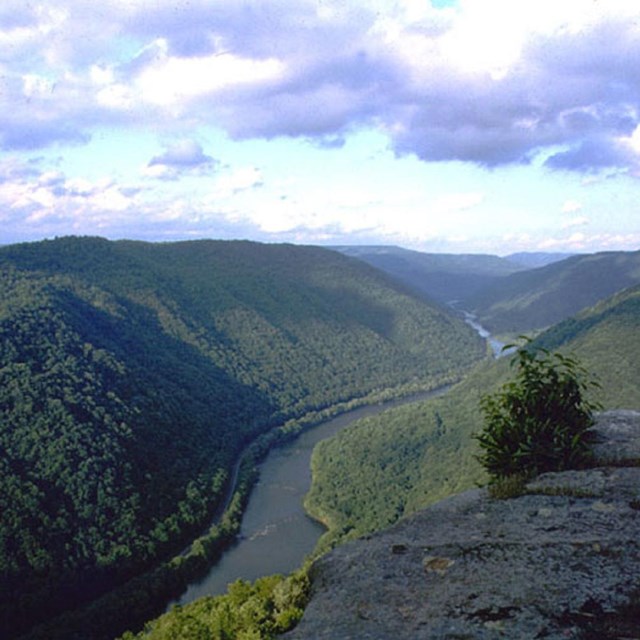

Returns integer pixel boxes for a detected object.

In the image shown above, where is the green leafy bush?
[121,568,310,640]
[475,342,601,481]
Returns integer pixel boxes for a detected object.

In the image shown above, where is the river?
[173,387,449,606]
[173,317,501,606]
[462,311,507,357]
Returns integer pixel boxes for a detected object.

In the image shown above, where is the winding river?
[173,388,448,606]
[172,314,502,607]
[462,311,506,357]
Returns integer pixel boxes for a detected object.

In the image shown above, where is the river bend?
[174,388,448,605]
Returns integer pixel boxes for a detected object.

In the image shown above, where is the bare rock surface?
[286,411,640,639]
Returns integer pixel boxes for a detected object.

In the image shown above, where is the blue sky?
[2,0,640,255]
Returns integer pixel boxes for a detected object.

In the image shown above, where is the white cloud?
[212,167,264,197]
[439,1,527,78]
[561,200,582,214]
[144,140,217,180]
[561,216,589,230]
[432,192,485,213]
[90,64,114,86]
[135,41,285,107]
[0,159,143,234]
[96,83,134,110]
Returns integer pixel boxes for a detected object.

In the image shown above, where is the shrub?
[475,341,601,482]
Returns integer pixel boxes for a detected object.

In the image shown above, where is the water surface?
[175,389,446,604]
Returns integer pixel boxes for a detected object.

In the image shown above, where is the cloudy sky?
[2,0,640,254]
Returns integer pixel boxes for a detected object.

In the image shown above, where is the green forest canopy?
[305,282,640,553]
[114,253,640,640]
[0,236,485,639]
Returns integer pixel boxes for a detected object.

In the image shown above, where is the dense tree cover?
[305,283,640,553]
[304,359,507,552]
[0,238,484,413]
[120,569,310,640]
[0,271,259,638]
[334,245,524,304]
[464,250,640,335]
[20,457,258,640]
[0,237,484,639]
[535,283,640,410]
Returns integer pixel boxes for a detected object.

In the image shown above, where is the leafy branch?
[475,339,601,482]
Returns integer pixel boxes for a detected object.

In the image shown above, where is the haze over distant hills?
[336,245,640,335]
[467,250,640,334]
[504,251,575,269]
[334,245,526,304]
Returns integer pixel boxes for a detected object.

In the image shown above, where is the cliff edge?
[286,411,640,639]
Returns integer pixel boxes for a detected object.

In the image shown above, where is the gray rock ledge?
[286,411,640,639]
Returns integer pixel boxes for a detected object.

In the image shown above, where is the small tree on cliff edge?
[475,340,601,482]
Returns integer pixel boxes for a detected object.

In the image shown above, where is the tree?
[475,341,601,482]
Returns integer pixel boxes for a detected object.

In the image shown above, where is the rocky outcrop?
[286,411,640,639]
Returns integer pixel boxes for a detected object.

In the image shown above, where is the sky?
[2,0,640,255]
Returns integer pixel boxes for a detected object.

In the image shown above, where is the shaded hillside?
[305,282,640,553]
[467,250,640,334]
[0,237,484,639]
[333,245,524,303]
[535,283,640,410]
[504,251,574,269]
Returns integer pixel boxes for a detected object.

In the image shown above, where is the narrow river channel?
[171,312,504,607]
[172,387,449,607]
[461,311,506,358]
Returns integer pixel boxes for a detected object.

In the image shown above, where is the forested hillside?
[535,283,640,409]
[305,282,640,553]
[336,247,640,339]
[466,250,640,334]
[0,236,484,639]
[504,251,574,269]
[333,245,524,303]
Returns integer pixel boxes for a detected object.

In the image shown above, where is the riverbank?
[173,383,453,607]
[287,411,640,639]
[16,377,461,640]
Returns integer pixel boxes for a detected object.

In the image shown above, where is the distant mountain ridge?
[467,250,640,334]
[335,245,640,336]
[504,251,575,268]
[332,245,525,304]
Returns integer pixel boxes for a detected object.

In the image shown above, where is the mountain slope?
[333,245,524,303]
[0,236,485,639]
[467,250,640,334]
[504,251,574,269]
[333,247,640,337]
[305,282,640,553]
[535,283,640,409]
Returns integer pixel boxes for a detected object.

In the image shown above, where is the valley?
[2,237,640,640]
[0,237,482,640]
[172,386,449,608]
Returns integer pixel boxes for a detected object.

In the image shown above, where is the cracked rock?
[285,411,640,639]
